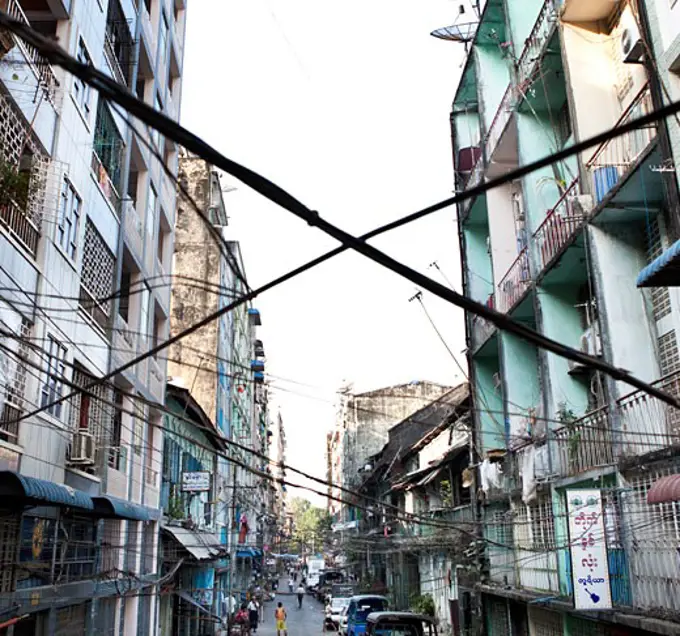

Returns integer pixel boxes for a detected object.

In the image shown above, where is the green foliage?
[0,155,31,209]
[557,403,580,462]
[289,497,332,552]
[166,494,185,520]
[439,480,453,507]
[410,593,435,616]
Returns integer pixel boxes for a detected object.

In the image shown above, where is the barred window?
[0,319,30,441]
[57,178,81,259]
[80,218,115,330]
[528,496,555,551]
[40,335,66,419]
[659,330,680,377]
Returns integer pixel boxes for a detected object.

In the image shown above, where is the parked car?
[365,611,438,636]
[345,595,389,636]
[325,597,351,631]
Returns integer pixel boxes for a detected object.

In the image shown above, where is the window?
[659,330,680,376]
[145,420,156,485]
[139,284,151,344]
[73,38,92,116]
[108,390,123,470]
[556,102,572,148]
[57,178,81,259]
[158,13,169,69]
[146,185,157,239]
[41,336,66,418]
[92,100,124,202]
[152,94,163,149]
[80,218,116,330]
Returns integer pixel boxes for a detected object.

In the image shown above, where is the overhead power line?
[1,15,678,427]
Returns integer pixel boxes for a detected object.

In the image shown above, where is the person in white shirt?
[296,584,305,609]
[248,598,259,633]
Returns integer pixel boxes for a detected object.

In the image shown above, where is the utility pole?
[226,459,238,620]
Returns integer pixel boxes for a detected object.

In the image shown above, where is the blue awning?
[236,548,256,558]
[637,238,680,287]
[0,471,94,511]
[92,495,160,521]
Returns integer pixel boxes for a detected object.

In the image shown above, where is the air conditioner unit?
[621,15,644,64]
[568,324,602,373]
[70,431,96,465]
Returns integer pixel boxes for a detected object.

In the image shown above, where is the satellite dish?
[430,22,479,43]
[462,468,473,488]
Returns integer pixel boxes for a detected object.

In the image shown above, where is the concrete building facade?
[449,0,680,634]
[0,0,187,633]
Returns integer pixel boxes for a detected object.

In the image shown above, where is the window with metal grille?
[40,335,66,419]
[67,363,114,471]
[100,519,121,575]
[0,319,30,442]
[0,513,19,593]
[55,601,90,636]
[646,218,672,321]
[658,330,680,376]
[57,177,81,260]
[486,597,509,635]
[73,38,92,118]
[528,496,555,551]
[80,218,115,331]
[56,515,97,583]
[529,607,562,636]
[141,521,156,574]
[126,520,139,573]
[92,100,124,201]
[108,390,124,470]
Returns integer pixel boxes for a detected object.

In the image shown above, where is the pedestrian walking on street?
[288,577,294,593]
[296,583,304,609]
[248,598,259,633]
[275,602,288,636]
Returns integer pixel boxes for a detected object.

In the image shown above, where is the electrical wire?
[1,11,679,424]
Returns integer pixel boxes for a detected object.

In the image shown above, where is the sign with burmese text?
[181,471,211,492]
[566,489,612,610]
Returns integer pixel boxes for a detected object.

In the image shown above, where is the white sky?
[181,0,469,504]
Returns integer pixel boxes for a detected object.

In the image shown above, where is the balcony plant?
[410,593,435,616]
[557,403,580,463]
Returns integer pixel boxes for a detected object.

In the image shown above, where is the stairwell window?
[79,218,116,331]
[73,38,92,119]
[57,178,81,260]
[41,336,67,419]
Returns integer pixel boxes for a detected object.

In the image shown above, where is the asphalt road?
[256,591,325,636]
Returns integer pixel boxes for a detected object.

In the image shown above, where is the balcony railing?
[91,151,121,211]
[79,284,109,332]
[497,248,531,313]
[113,313,136,365]
[0,198,39,255]
[586,84,657,204]
[103,33,127,86]
[464,154,484,190]
[553,406,614,476]
[4,0,59,100]
[617,370,680,458]
[517,0,558,88]
[471,294,496,349]
[149,357,164,403]
[0,403,21,444]
[484,83,516,162]
[123,199,143,259]
[532,179,585,272]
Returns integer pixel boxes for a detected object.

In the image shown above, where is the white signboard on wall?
[181,471,211,492]
[566,489,612,610]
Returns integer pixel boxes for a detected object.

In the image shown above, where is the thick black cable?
[1,14,678,418]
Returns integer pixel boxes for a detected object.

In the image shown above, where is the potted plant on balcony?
[557,403,580,464]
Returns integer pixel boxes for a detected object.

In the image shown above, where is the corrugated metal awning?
[162,525,224,561]
[637,238,680,287]
[175,590,221,622]
[647,474,680,504]
[0,471,94,511]
[92,495,160,521]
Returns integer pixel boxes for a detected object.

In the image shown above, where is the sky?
[181,0,469,505]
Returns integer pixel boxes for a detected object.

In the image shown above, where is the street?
[257,592,325,636]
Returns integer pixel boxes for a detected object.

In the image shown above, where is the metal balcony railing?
[91,151,121,211]
[0,198,39,255]
[123,199,143,258]
[532,179,584,272]
[586,84,657,203]
[4,0,59,100]
[617,370,680,458]
[497,248,531,313]
[103,32,127,86]
[484,83,515,162]
[464,154,484,190]
[553,406,613,476]
[113,313,136,365]
[471,294,495,349]
[517,0,558,88]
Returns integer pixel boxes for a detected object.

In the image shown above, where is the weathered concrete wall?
[341,381,452,488]
[167,153,221,424]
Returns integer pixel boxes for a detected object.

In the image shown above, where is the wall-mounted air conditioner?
[621,14,644,64]
[568,324,602,373]
[70,431,96,465]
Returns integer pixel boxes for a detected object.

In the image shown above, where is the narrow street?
[257,591,324,636]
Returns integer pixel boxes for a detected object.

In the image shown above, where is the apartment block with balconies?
[0,0,187,634]
[450,0,680,634]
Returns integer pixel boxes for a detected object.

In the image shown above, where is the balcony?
[517,0,558,89]
[586,84,658,206]
[2,0,59,101]
[79,284,109,333]
[484,83,517,177]
[471,294,496,352]
[123,199,143,261]
[553,406,614,477]
[155,258,170,313]
[561,0,620,23]
[497,248,531,313]
[0,198,39,256]
[532,179,589,275]
[112,313,136,367]
[91,151,121,212]
[149,356,164,404]
[103,32,127,86]
[617,370,680,459]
